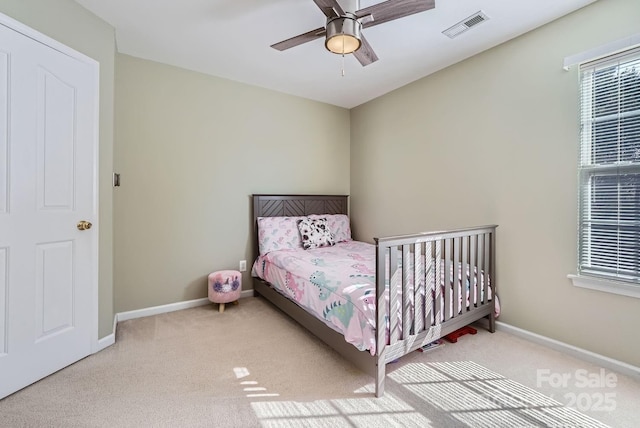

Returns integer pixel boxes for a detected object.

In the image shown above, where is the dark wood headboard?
[252,194,349,261]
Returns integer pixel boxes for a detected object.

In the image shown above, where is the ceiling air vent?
[442,11,489,39]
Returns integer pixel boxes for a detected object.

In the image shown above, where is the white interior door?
[0,18,98,399]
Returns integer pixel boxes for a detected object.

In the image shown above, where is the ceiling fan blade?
[312,0,344,18]
[353,35,378,66]
[357,0,436,28]
[271,27,326,51]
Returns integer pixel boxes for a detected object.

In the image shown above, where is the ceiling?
[74,0,598,108]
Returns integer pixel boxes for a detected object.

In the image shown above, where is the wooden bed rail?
[374,225,497,397]
[375,224,497,245]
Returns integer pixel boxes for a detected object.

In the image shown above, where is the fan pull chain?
[341,36,346,77]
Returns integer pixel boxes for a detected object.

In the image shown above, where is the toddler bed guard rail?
[252,194,497,397]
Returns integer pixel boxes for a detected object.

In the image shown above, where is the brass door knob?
[77,220,93,231]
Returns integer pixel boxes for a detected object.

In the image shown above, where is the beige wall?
[0,0,115,338]
[114,54,350,312]
[350,0,640,367]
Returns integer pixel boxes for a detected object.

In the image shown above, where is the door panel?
[0,50,7,214]
[37,69,76,210]
[36,241,74,340]
[0,247,6,355]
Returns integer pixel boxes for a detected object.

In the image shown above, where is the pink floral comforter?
[252,241,380,354]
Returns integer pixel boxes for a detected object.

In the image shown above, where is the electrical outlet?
[239,260,247,272]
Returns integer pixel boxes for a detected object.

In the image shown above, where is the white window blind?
[579,46,640,284]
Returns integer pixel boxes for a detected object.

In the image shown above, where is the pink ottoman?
[208,270,242,313]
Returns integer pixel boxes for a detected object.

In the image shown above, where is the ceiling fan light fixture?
[325,15,362,55]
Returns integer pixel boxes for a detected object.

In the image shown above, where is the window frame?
[569,44,640,298]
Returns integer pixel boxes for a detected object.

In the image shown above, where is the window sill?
[567,274,640,299]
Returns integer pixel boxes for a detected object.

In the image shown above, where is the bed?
[251,194,497,397]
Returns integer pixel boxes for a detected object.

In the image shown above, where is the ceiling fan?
[271,0,436,66]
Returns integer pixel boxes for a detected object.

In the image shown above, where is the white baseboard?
[117,290,255,322]
[117,297,211,322]
[96,333,115,352]
[94,311,119,352]
[496,321,640,380]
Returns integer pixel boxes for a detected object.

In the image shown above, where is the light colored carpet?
[0,297,638,427]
